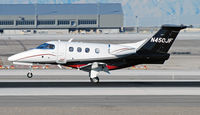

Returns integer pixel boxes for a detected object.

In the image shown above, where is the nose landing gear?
[27,66,33,78]
[27,72,33,78]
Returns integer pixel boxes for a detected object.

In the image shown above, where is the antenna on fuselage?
[68,38,73,42]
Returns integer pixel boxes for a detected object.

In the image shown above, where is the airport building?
[0,4,123,34]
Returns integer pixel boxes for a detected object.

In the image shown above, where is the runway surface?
[0,70,200,114]
[2,95,200,106]
[1,81,200,87]
[0,70,199,95]
[0,95,200,115]
[0,70,200,81]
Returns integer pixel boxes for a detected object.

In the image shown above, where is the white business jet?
[8,25,187,83]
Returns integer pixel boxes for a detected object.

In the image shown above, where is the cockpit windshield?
[36,43,55,49]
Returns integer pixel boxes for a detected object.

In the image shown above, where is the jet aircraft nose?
[8,55,17,62]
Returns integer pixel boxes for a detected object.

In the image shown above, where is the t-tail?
[137,24,187,54]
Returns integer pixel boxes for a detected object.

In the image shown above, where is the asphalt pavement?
[0,71,200,114]
[0,95,200,115]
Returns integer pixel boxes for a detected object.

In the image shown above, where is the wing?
[79,62,110,74]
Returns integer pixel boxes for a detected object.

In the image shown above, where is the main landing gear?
[89,69,100,83]
[90,77,99,83]
[88,62,110,83]
[89,62,101,83]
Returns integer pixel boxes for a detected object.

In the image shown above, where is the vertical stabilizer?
[137,25,187,54]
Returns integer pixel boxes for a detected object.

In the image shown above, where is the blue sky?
[0,0,200,27]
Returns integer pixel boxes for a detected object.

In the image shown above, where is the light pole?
[135,16,139,33]
[97,3,100,30]
[34,3,38,29]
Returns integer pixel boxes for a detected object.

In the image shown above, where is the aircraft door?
[56,41,67,64]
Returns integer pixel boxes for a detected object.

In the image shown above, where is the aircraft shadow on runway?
[0,82,200,88]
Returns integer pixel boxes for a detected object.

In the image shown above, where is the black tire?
[27,72,33,78]
[90,77,99,83]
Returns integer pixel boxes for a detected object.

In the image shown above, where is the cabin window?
[16,20,35,25]
[69,47,74,52]
[85,48,90,53]
[37,20,55,25]
[36,43,55,49]
[95,48,100,54]
[77,47,82,52]
[78,19,97,25]
[0,20,14,25]
[58,20,70,25]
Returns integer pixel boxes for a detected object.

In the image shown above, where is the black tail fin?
[137,25,187,54]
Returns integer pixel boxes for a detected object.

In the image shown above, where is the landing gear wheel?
[90,77,99,83]
[27,72,33,78]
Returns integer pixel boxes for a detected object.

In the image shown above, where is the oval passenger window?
[69,47,74,52]
[77,47,82,52]
[95,48,100,54]
[85,48,90,53]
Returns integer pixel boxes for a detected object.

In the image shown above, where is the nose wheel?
[90,77,99,83]
[27,72,33,78]
[27,65,33,78]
